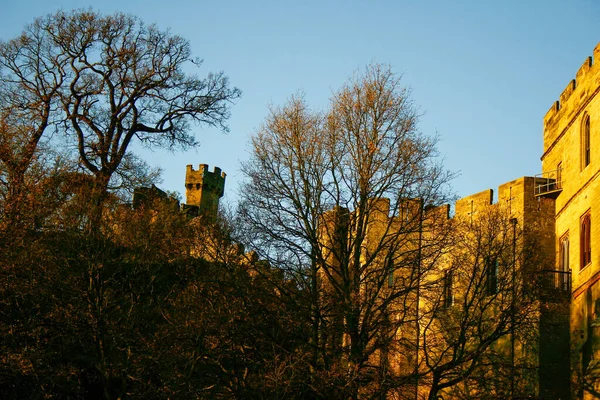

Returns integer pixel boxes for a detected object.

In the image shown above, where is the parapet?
[427,203,450,221]
[455,189,493,218]
[185,164,226,196]
[543,43,600,153]
[368,197,391,219]
[186,164,227,179]
[454,177,552,223]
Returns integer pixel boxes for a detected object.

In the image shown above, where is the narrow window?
[443,270,454,307]
[581,212,592,269]
[556,162,562,190]
[558,234,569,290]
[485,257,498,296]
[400,201,410,223]
[583,115,591,168]
[386,254,394,288]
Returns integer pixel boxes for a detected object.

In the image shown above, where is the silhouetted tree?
[239,65,455,398]
[420,208,541,400]
[0,10,240,231]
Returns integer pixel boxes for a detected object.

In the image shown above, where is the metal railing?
[538,269,571,301]
[534,168,563,197]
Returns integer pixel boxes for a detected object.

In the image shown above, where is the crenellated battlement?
[185,164,226,193]
[544,47,600,123]
[575,56,593,81]
[319,177,546,237]
[558,79,576,106]
[185,164,226,217]
[543,43,600,154]
[455,188,493,218]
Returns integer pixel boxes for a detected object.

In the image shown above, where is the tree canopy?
[0,9,240,232]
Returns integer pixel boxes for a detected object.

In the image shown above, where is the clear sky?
[3,1,600,207]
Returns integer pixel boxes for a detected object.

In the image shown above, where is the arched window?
[581,211,592,269]
[582,114,591,169]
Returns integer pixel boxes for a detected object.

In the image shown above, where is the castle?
[303,43,600,399]
[133,163,226,218]
[408,42,600,399]
[454,177,569,399]
[408,41,600,399]
[156,42,600,399]
[315,175,568,398]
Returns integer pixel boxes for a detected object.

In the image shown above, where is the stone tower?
[185,164,226,217]
[537,42,600,399]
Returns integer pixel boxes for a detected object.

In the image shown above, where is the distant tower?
[185,164,226,217]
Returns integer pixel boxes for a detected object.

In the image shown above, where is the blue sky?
[3,1,600,206]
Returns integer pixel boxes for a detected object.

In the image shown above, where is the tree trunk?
[88,173,111,235]
[3,168,27,238]
[427,372,441,400]
[310,257,322,376]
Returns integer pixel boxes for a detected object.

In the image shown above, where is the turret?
[184,164,226,218]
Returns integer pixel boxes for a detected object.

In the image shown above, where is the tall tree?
[239,94,328,380]
[239,65,454,398]
[1,10,241,229]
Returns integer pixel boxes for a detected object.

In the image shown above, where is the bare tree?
[0,23,65,232]
[238,94,329,384]
[239,65,454,398]
[1,10,241,229]
[0,11,241,399]
[419,207,541,400]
